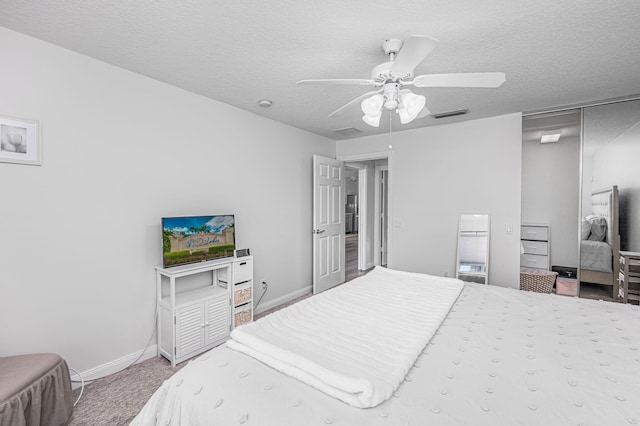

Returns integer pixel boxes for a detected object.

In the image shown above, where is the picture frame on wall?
[0,114,41,166]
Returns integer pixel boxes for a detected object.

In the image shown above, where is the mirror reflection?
[580,99,640,301]
[456,214,490,284]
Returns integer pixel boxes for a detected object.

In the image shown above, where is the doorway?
[344,162,366,282]
[342,156,390,281]
[375,165,389,266]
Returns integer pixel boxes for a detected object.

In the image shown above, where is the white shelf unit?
[157,258,234,366]
[520,223,550,270]
[219,257,254,329]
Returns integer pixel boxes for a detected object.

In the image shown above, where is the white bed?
[132,266,640,426]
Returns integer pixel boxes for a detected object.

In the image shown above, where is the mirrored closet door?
[581,99,640,301]
[521,110,581,280]
[521,97,640,302]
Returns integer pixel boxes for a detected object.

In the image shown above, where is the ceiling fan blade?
[328,90,382,118]
[389,35,439,77]
[413,72,506,88]
[297,79,376,86]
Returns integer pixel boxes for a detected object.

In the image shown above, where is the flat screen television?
[162,215,235,267]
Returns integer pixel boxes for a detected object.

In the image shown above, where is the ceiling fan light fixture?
[384,99,399,110]
[362,112,382,127]
[398,92,426,124]
[361,94,384,116]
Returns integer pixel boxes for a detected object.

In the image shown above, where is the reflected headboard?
[591,187,617,246]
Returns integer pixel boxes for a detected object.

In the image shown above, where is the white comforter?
[227,266,463,408]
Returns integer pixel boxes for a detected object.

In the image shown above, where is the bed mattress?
[580,240,613,273]
[132,277,640,425]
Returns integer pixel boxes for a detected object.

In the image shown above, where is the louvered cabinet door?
[175,303,205,360]
[205,296,230,346]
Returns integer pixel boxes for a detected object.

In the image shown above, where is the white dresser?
[520,223,550,270]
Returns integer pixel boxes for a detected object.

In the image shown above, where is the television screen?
[162,215,235,267]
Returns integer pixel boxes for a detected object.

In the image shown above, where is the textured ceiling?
[1,0,639,140]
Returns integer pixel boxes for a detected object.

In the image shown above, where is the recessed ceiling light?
[540,130,562,143]
[257,99,273,108]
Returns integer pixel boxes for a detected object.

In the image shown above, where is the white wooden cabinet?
[156,256,252,366]
[520,224,550,270]
[173,291,229,360]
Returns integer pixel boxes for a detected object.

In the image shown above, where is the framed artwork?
[0,114,41,165]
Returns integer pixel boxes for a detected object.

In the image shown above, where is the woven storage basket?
[233,287,252,305]
[234,310,252,326]
[520,267,557,293]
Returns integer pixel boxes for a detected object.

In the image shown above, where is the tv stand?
[156,256,253,366]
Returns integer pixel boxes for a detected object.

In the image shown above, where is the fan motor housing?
[382,38,403,56]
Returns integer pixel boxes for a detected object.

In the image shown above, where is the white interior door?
[313,155,345,294]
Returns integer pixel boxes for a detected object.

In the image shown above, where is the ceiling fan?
[297,35,506,127]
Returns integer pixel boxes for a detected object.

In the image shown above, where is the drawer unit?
[618,251,640,303]
[520,224,550,270]
[219,258,253,284]
[521,240,548,256]
[218,256,254,329]
[233,258,253,283]
[521,253,549,269]
[520,225,549,242]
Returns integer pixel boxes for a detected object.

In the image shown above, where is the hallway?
[346,233,370,282]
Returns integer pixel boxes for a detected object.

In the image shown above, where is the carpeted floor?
[69,356,186,425]
[67,296,316,425]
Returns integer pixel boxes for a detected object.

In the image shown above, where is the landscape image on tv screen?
[162,215,235,267]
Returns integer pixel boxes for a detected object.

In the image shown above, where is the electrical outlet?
[443,271,449,277]
[261,280,268,289]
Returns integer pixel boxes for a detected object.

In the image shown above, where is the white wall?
[521,136,580,268]
[337,114,522,287]
[0,27,334,372]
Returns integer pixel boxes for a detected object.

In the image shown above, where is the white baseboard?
[254,285,312,315]
[69,344,158,389]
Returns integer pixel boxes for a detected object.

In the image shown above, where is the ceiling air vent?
[432,109,469,119]
[333,127,363,137]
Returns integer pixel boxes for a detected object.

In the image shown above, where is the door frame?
[357,167,367,270]
[374,164,389,266]
[337,151,393,268]
[345,162,368,271]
